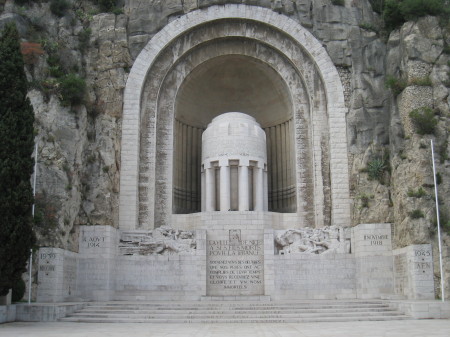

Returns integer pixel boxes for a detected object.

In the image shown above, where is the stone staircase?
[60,300,411,323]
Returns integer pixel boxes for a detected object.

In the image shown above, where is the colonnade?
[200,113,268,213]
[202,159,268,212]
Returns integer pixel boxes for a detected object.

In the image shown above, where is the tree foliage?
[59,73,86,106]
[50,0,71,17]
[0,24,36,296]
[383,0,449,31]
[94,0,118,12]
[409,107,438,135]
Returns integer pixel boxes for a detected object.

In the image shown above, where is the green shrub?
[409,76,432,86]
[12,278,26,302]
[59,73,86,106]
[385,75,407,95]
[444,44,450,55]
[49,65,64,78]
[409,209,425,219]
[111,7,123,15]
[331,0,345,6]
[444,221,450,234]
[358,194,373,208]
[46,53,60,67]
[409,107,438,135]
[50,0,70,17]
[369,0,384,13]
[367,157,386,181]
[78,28,91,52]
[399,0,445,21]
[438,140,448,163]
[33,192,58,232]
[383,0,448,32]
[436,172,442,185]
[14,0,33,5]
[95,0,117,12]
[384,0,404,31]
[407,187,427,198]
[359,22,379,33]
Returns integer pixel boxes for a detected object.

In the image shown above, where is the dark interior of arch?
[173,55,297,214]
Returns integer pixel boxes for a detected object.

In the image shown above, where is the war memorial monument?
[0,1,449,323]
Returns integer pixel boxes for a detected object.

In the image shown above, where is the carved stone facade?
[37,222,436,302]
[119,227,196,256]
[275,226,350,255]
[119,5,350,231]
[26,3,447,307]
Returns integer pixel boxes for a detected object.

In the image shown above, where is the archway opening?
[173,55,297,214]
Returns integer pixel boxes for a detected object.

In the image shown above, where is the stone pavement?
[1,320,450,337]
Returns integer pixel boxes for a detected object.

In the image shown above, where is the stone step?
[68,310,406,319]
[60,315,411,323]
[79,307,398,314]
[84,301,389,308]
[83,305,392,311]
[61,300,411,323]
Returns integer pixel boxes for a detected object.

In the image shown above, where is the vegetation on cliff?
[382,0,449,31]
[0,23,36,296]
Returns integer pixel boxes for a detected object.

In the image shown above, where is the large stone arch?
[156,39,311,226]
[119,4,350,230]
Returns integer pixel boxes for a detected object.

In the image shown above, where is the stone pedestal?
[37,248,78,303]
[393,244,435,299]
[353,223,395,299]
[35,222,439,303]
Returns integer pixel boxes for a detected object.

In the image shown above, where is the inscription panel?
[38,249,58,281]
[81,235,106,249]
[394,253,408,296]
[207,229,264,296]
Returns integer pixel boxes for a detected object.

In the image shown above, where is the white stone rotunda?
[201,112,268,213]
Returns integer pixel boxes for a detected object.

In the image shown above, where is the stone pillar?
[254,165,264,211]
[201,168,205,211]
[263,167,268,211]
[353,223,394,299]
[220,164,230,211]
[205,166,215,212]
[239,165,249,211]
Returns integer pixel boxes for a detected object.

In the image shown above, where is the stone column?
[220,164,230,211]
[205,165,216,211]
[238,165,249,211]
[201,168,205,211]
[254,165,264,211]
[263,167,268,211]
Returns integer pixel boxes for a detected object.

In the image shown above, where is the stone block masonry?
[353,223,395,299]
[120,4,351,231]
[36,222,437,302]
[393,244,435,300]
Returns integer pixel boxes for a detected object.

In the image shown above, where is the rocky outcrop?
[385,16,450,297]
[77,12,131,230]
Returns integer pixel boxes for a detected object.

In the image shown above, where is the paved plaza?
[1,320,450,337]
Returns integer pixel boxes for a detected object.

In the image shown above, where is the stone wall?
[36,223,436,302]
